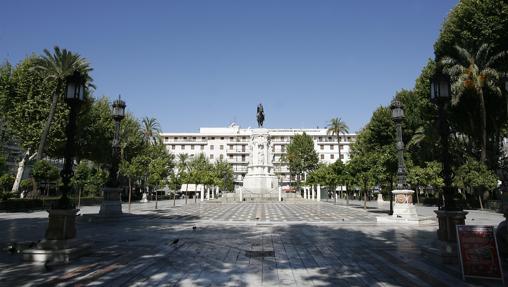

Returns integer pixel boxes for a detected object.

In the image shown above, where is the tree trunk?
[337,138,341,163]
[12,150,32,193]
[363,180,367,210]
[37,90,59,161]
[155,187,158,209]
[128,178,132,213]
[173,187,176,207]
[77,187,82,209]
[185,183,189,205]
[346,184,349,206]
[416,185,420,205]
[477,187,484,210]
[479,89,487,163]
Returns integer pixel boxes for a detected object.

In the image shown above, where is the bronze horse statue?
[257,104,265,128]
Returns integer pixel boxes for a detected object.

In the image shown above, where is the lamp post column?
[389,100,417,220]
[100,96,126,217]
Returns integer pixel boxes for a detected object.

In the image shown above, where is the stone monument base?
[377,189,434,224]
[23,239,92,263]
[45,209,78,240]
[99,187,123,217]
[23,209,92,263]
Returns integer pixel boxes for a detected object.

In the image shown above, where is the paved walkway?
[0,200,505,286]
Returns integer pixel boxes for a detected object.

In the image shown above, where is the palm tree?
[32,46,94,161]
[177,153,189,205]
[141,117,162,145]
[326,117,349,162]
[441,44,507,163]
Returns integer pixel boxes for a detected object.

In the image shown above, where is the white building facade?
[160,124,356,185]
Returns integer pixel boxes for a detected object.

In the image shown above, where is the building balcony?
[165,138,207,143]
[226,150,249,154]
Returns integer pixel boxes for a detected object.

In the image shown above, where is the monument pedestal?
[435,210,468,241]
[23,209,92,263]
[240,129,279,201]
[377,190,434,224]
[141,192,149,203]
[392,189,418,219]
[99,187,123,217]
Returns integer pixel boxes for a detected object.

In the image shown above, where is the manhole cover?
[245,250,275,258]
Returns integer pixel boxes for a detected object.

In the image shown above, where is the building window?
[319,137,322,141]
[242,146,246,152]
[221,137,224,140]
[220,145,224,150]
[220,154,224,160]
[330,145,334,150]
[171,145,175,150]
[210,145,214,150]
[281,145,285,152]
[191,145,194,150]
[210,154,214,159]
[331,154,335,159]
[211,137,215,140]
[229,145,233,150]
[340,154,344,159]
[242,155,246,162]
[320,145,324,150]
[229,155,233,159]
[181,145,185,150]
[201,145,204,150]
[320,154,324,160]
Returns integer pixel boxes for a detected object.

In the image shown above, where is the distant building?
[161,124,357,185]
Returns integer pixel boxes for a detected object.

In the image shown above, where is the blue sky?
[1,0,457,132]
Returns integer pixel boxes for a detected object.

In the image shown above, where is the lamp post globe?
[390,100,404,122]
[112,96,126,121]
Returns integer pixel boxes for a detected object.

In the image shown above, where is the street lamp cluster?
[47,72,127,239]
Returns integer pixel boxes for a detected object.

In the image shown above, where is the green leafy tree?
[441,44,508,164]
[454,158,498,209]
[176,153,190,203]
[285,132,318,189]
[141,117,162,145]
[145,143,174,208]
[31,46,94,161]
[434,0,508,61]
[407,161,444,204]
[326,117,349,161]
[213,159,234,192]
[31,160,59,196]
[0,174,15,193]
[188,153,212,201]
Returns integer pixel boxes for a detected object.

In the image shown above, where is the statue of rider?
[257,103,265,128]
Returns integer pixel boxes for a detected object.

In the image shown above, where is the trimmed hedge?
[0,197,102,212]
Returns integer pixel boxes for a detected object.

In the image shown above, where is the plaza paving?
[0,200,505,286]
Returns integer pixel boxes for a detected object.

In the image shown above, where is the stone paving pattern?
[0,200,505,286]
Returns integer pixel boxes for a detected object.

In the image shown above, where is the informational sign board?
[456,225,503,282]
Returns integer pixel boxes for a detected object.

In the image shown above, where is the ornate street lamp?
[58,71,86,209]
[430,72,456,211]
[389,99,407,216]
[45,71,85,241]
[390,100,407,188]
[99,96,126,217]
[431,70,467,244]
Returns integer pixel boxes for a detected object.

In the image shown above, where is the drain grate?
[245,250,275,258]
